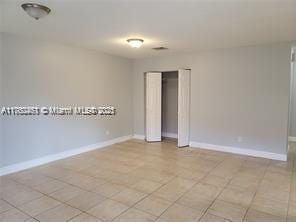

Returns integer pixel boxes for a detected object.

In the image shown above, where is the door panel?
[178,69,190,147]
[145,72,162,142]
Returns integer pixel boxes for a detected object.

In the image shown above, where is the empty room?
[1,1,296,222]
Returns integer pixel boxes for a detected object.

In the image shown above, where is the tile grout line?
[241,158,271,222]
[0,198,41,222]
[196,156,248,222]
[154,148,227,221]
[107,146,212,221]
[109,174,179,221]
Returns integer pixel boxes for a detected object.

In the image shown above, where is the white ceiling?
[1,0,296,59]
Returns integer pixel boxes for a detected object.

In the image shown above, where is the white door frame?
[288,47,296,146]
[144,69,191,147]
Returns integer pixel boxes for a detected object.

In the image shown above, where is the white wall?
[0,33,3,166]
[133,43,291,155]
[0,6,4,166]
[1,32,293,167]
[162,72,178,135]
[2,33,133,167]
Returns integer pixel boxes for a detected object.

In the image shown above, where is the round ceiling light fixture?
[21,3,51,20]
[127,39,144,48]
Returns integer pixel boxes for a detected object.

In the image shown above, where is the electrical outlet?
[105,130,110,135]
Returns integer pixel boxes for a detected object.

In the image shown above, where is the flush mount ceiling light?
[127,39,144,48]
[21,3,51,20]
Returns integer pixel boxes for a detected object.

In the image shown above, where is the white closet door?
[146,72,162,142]
[178,69,190,147]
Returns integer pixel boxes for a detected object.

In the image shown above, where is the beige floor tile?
[251,196,288,218]
[1,179,30,191]
[190,182,222,199]
[93,169,122,181]
[169,177,196,188]
[31,179,68,194]
[66,191,106,211]
[107,174,141,186]
[25,218,39,222]
[80,166,105,177]
[199,213,230,222]
[291,190,296,203]
[87,199,129,221]
[135,195,172,216]
[267,164,293,176]
[152,184,185,202]
[2,188,44,206]
[131,168,175,184]
[218,185,255,207]
[245,209,286,222]
[0,177,18,191]
[19,196,61,216]
[175,168,206,181]
[210,168,239,180]
[259,180,290,193]
[288,201,296,221]
[131,179,163,194]
[195,164,219,174]
[90,182,126,197]
[35,204,81,222]
[36,166,73,179]
[155,218,168,222]
[113,208,156,222]
[229,175,261,189]
[290,181,296,200]
[112,188,147,206]
[256,186,290,203]
[238,168,266,180]
[152,178,195,202]
[197,153,225,163]
[201,175,229,188]
[262,172,291,190]
[177,191,214,212]
[208,200,247,222]
[68,213,102,222]
[0,199,13,213]
[160,203,203,222]
[49,185,85,202]
[0,208,30,222]
[61,173,106,191]
[10,171,53,187]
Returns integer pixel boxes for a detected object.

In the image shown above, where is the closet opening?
[162,71,178,143]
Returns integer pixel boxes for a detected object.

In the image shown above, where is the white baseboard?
[133,133,178,140]
[189,141,287,161]
[133,134,145,140]
[162,132,178,139]
[0,135,133,176]
[289,137,296,142]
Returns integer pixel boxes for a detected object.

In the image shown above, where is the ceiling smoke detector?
[152,47,168,50]
[21,3,51,20]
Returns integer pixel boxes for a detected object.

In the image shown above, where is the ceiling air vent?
[152,47,168,51]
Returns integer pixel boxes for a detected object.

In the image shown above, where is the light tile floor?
[1,139,296,222]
